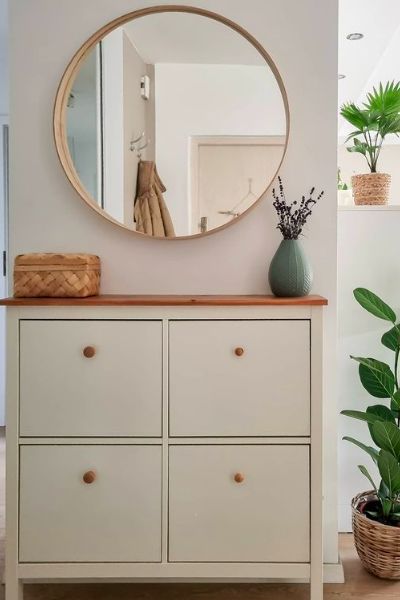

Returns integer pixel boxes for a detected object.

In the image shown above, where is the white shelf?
[338,205,400,211]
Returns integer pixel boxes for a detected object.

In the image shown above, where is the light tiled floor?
[0,433,399,598]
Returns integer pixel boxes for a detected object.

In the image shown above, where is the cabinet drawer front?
[20,320,162,437]
[169,444,310,562]
[169,320,310,436]
[19,445,162,562]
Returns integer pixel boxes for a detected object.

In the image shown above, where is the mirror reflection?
[66,11,287,237]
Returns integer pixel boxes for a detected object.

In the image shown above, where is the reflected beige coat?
[134,161,175,238]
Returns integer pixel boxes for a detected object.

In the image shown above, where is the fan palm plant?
[340,81,400,173]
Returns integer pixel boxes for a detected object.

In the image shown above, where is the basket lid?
[15,253,100,267]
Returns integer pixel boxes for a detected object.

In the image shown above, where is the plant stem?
[373,132,385,172]
[363,131,373,171]
[366,129,377,172]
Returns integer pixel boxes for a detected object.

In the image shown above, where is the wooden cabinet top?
[0,294,328,307]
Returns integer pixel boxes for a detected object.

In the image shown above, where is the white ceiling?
[338,0,400,136]
[1,2,400,126]
[123,12,264,66]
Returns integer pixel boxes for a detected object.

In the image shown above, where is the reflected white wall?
[155,63,285,236]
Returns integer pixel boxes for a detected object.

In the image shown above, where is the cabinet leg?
[5,579,23,600]
[310,571,323,600]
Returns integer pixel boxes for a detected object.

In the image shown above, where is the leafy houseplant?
[337,168,348,191]
[268,177,323,297]
[337,168,353,207]
[341,288,400,579]
[340,81,400,205]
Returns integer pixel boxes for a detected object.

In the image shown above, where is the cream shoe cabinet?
[1,295,327,599]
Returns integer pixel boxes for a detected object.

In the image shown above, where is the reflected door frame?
[189,135,285,235]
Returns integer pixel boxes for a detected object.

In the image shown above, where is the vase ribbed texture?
[268,239,313,297]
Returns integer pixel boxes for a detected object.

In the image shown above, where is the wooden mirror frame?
[53,5,290,240]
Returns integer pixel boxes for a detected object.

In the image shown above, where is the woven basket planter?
[352,491,400,580]
[351,173,391,205]
[14,253,101,298]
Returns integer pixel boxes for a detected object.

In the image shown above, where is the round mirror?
[54,6,289,239]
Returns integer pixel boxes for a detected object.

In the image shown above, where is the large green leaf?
[344,130,364,144]
[343,436,379,463]
[358,465,378,493]
[367,405,396,445]
[392,503,400,515]
[341,409,387,424]
[379,479,390,498]
[380,114,400,137]
[365,81,400,116]
[351,357,395,398]
[382,325,400,351]
[371,421,400,460]
[381,498,394,518]
[392,390,400,411]
[347,139,368,156]
[378,450,400,494]
[367,405,396,422]
[353,288,396,322]
[340,103,372,130]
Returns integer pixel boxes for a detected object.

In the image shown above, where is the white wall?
[155,63,285,235]
[67,49,99,201]
[0,0,8,426]
[102,29,124,223]
[338,207,400,530]
[338,143,400,205]
[103,28,154,225]
[0,0,8,117]
[9,0,339,565]
[0,117,7,426]
[123,31,154,225]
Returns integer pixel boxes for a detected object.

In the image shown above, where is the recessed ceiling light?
[347,33,364,41]
[338,73,346,80]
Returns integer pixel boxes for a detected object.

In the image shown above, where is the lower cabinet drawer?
[168,444,310,563]
[19,445,162,563]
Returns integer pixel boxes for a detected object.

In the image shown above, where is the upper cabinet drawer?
[19,320,162,437]
[169,320,310,437]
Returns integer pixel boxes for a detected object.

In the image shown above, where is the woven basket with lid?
[14,253,101,298]
[352,491,400,580]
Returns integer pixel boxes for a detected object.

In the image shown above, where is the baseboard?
[263,560,344,584]
[323,559,345,583]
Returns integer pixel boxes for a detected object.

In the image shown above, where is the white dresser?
[1,295,327,599]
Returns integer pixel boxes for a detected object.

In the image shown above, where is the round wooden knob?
[234,472,245,483]
[234,347,244,357]
[83,470,96,484]
[83,346,96,358]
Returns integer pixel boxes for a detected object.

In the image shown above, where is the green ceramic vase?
[268,239,313,297]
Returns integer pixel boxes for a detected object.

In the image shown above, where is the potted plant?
[341,288,400,579]
[340,81,400,205]
[337,167,352,207]
[268,177,324,297]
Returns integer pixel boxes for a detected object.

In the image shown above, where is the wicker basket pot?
[14,253,101,298]
[351,173,391,205]
[352,491,400,580]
